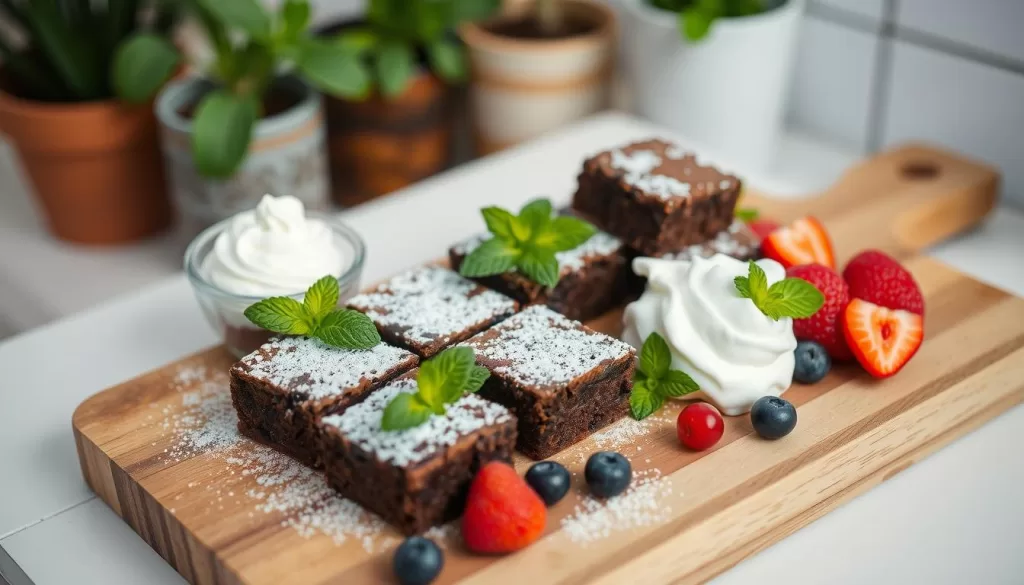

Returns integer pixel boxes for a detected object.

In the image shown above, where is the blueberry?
[584,451,632,498]
[750,396,797,440]
[525,461,571,506]
[392,536,443,585]
[793,340,831,384]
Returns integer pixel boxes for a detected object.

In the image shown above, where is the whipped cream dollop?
[202,194,348,297]
[622,254,796,416]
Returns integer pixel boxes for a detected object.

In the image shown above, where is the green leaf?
[428,38,467,83]
[481,207,517,241]
[381,392,433,431]
[459,238,520,278]
[21,0,102,99]
[518,199,553,237]
[414,0,449,41]
[280,0,310,42]
[315,310,381,349]
[533,216,597,252]
[303,275,339,320]
[638,332,671,380]
[518,250,560,288]
[297,38,372,99]
[464,365,490,393]
[452,0,501,22]
[734,208,759,222]
[629,380,664,421]
[244,297,312,334]
[197,0,271,40]
[734,275,753,299]
[191,90,257,178]
[680,5,717,41]
[418,347,476,407]
[659,370,700,397]
[112,34,180,104]
[748,261,769,302]
[336,28,378,55]
[376,40,415,98]
[761,278,826,320]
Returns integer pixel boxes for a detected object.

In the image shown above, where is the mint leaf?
[533,216,597,251]
[481,206,517,241]
[748,261,769,303]
[380,392,433,431]
[518,250,560,288]
[315,309,380,349]
[459,238,520,278]
[762,278,825,320]
[734,275,753,299]
[518,199,552,237]
[464,365,490,393]
[639,332,671,380]
[244,297,312,334]
[418,347,475,408]
[303,275,339,321]
[659,370,700,397]
[735,208,759,222]
[629,380,664,420]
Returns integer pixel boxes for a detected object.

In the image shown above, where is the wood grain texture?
[72,145,1019,585]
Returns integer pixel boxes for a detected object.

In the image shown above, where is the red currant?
[677,402,725,451]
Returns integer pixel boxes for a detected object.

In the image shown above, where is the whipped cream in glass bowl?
[184,194,364,357]
[622,254,797,416]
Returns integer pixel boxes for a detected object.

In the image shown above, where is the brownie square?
[461,306,636,459]
[347,265,519,358]
[320,372,517,535]
[572,138,742,256]
[230,337,419,468]
[660,220,760,262]
[449,228,632,322]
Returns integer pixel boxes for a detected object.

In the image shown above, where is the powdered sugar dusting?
[236,337,416,401]
[347,266,517,349]
[561,469,673,545]
[463,306,634,388]
[454,229,623,276]
[660,220,755,262]
[322,377,513,466]
[610,149,691,201]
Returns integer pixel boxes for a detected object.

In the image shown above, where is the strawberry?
[462,462,546,554]
[761,216,835,269]
[747,219,780,241]
[843,250,924,315]
[785,264,852,360]
[843,298,924,378]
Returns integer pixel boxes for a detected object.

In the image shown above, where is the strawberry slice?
[842,298,924,378]
[761,216,835,269]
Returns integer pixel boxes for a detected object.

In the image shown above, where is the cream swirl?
[201,194,348,297]
[622,254,796,416]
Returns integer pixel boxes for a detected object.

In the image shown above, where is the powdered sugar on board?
[561,469,674,545]
[159,363,394,552]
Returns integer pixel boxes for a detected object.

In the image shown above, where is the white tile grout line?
[0,497,97,542]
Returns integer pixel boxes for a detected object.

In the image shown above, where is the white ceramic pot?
[461,0,616,155]
[621,0,803,173]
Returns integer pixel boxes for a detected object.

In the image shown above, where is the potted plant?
[621,0,803,173]
[117,0,370,238]
[460,0,617,155]
[0,0,178,245]
[322,0,500,207]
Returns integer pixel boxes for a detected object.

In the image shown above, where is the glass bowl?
[183,212,366,358]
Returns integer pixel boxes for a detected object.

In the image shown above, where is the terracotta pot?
[325,70,453,207]
[461,0,616,155]
[0,89,171,245]
[156,76,330,241]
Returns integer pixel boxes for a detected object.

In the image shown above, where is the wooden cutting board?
[73,143,1024,585]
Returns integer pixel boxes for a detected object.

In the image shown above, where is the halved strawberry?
[761,216,835,269]
[747,219,780,241]
[843,298,924,378]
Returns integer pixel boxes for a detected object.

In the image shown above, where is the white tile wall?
[897,0,1024,63]
[787,17,880,152]
[882,40,1024,207]
[811,0,885,26]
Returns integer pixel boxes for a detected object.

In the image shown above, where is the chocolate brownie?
[230,337,418,468]
[660,220,760,262]
[347,266,519,358]
[572,138,742,256]
[449,228,632,322]
[461,306,636,459]
[320,372,516,535]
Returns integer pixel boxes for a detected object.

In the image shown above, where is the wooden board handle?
[747,143,1000,266]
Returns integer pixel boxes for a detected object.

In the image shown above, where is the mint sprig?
[380,347,490,431]
[734,208,759,222]
[459,198,597,288]
[243,275,381,350]
[630,333,699,420]
[734,261,825,321]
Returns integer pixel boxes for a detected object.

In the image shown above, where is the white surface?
[621,0,804,174]
[882,40,1024,209]
[810,0,885,25]
[897,0,1024,64]
[787,16,879,153]
[0,111,1023,584]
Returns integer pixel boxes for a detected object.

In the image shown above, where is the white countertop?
[1,112,1022,585]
